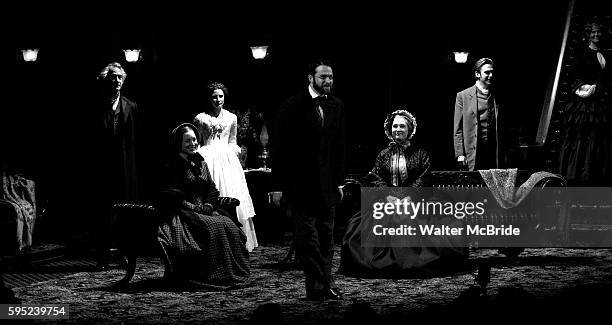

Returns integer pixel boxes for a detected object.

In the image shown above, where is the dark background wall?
[1,1,576,237]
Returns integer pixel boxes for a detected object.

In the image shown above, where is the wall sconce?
[453,51,469,63]
[22,49,39,62]
[123,49,141,62]
[250,46,268,60]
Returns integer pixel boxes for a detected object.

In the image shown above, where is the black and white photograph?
[2,0,612,323]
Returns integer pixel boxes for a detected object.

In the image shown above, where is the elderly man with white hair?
[90,62,141,271]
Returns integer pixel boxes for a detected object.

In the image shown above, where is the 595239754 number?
[1,304,69,319]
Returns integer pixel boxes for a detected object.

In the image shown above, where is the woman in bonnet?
[339,109,468,278]
[156,123,250,288]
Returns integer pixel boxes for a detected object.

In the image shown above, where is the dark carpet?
[9,245,612,324]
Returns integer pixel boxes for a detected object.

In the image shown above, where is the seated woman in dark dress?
[339,110,468,278]
[156,123,250,289]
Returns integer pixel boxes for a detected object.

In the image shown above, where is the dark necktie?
[313,96,326,126]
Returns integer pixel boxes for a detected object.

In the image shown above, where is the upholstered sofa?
[340,170,568,258]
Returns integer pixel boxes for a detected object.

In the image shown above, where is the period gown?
[558,46,612,185]
[156,153,250,288]
[194,109,258,251]
[339,143,469,278]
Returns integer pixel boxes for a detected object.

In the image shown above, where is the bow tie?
[388,140,410,150]
[313,95,328,104]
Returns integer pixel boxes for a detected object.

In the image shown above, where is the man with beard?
[270,59,346,301]
[454,57,501,171]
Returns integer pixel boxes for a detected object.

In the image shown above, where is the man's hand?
[338,185,345,201]
[576,84,596,98]
[269,191,283,207]
[457,155,467,169]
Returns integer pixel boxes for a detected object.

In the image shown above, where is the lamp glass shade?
[453,51,469,63]
[250,46,268,59]
[22,49,39,62]
[124,49,141,62]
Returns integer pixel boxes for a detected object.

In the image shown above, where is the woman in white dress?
[193,82,258,252]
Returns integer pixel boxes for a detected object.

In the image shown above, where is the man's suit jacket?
[271,89,346,208]
[91,95,141,201]
[453,85,500,171]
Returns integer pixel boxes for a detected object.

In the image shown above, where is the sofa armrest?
[213,197,240,210]
[534,175,567,188]
[212,197,241,228]
[113,202,156,212]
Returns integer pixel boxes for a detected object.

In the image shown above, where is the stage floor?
[5,244,612,323]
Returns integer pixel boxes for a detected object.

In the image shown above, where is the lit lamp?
[250,46,268,60]
[123,49,141,62]
[22,49,39,62]
[453,51,469,64]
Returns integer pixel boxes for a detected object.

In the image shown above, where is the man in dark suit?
[91,62,141,270]
[453,57,501,171]
[270,59,346,301]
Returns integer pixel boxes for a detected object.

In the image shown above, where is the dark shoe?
[305,290,325,302]
[324,287,343,300]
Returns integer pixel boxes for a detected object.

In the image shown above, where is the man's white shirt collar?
[112,94,121,111]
